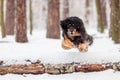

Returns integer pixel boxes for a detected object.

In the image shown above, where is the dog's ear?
[76,19,87,37]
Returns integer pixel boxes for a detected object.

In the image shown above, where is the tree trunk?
[15,0,28,43]
[95,0,104,33]
[46,0,60,39]
[0,62,120,75]
[29,0,33,35]
[0,62,45,75]
[110,0,120,43]
[0,0,6,38]
[63,0,69,19]
[109,0,112,37]
[101,0,107,28]
[0,1,1,26]
[5,0,15,35]
[85,0,90,24]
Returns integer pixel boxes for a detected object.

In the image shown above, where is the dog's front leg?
[77,41,89,52]
[62,38,74,50]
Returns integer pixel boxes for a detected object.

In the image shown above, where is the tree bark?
[46,0,60,39]
[0,62,120,75]
[5,0,15,35]
[0,1,1,26]
[63,0,69,19]
[101,0,107,28]
[29,0,33,35]
[75,63,106,72]
[15,0,28,42]
[85,0,90,24]
[110,0,120,43]
[0,62,45,75]
[0,0,6,38]
[95,0,105,33]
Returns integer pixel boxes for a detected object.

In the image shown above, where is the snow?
[0,29,120,65]
[0,29,120,80]
[1,0,120,79]
[0,70,120,80]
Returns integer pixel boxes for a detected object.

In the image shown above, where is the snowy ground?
[0,29,120,80]
[0,70,120,80]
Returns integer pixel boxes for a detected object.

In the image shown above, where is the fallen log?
[45,63,75,74]
[0,61,120,75]
[75,64,106,72]
[74,62,120,72]
[0,62,45,75]
[0,66,9,75]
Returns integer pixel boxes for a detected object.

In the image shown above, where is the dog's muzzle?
[69,27,74,34]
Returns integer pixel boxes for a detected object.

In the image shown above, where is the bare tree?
[63,0,69,19]
[85,0,90,24]
[95,0,105,33]
[29,0,33,35]
[46,0,60,39]
[5,0,15,35]
[109,0,120,43]
[0,0,1,26]
[0,0,6,38]
[15,0,28,42]
[101,0,107,28]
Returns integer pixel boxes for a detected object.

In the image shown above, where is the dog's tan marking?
[77,41,89,52]
[67,29,81,37]
[62,38,74,50]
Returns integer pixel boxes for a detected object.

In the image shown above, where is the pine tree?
[15,0,28,42]
[85,0,90,24]
[0,0,6,38]
[0,0,1,27]
[5,0,15,35]
[46,0,60,39]
[63,0,69,19]
[95,0,104,33]
[110,0,120,43]
[101,0,107,28]
[29,0,33,35]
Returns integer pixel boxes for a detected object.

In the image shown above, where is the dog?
[60,17,93,52]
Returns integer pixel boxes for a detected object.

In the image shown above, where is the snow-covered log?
[0,62,45,75]
[45,63,75,74]
[75,64,106,72]
[0,62,120,75]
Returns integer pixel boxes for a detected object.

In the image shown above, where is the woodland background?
[0,0,120,80]
[0,0,120,43]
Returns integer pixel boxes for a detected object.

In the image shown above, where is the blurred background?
[0,0,119,43]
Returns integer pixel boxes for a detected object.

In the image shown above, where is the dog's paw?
[62,39,74,50]
[77,42,89,52]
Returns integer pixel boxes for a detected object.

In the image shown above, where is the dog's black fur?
[60,17,93,46]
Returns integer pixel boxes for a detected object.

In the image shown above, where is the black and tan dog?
[60,17,93,52]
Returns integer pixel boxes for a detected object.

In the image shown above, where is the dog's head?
[60,17,86,37]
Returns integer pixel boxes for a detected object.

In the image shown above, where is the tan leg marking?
[78,41,89,52]
[62,39,74,50]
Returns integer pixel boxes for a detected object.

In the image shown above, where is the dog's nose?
[70,27,74,34]
[70,32,73,34]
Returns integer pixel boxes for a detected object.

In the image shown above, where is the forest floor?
[0,29,120,80]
